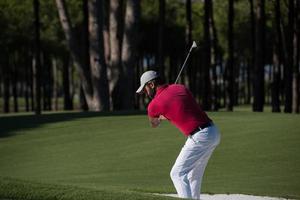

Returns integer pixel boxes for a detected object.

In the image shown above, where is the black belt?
[189,122,212,136]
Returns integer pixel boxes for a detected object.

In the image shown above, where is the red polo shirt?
[147,84,211,136]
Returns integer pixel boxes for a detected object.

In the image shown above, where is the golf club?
[174,41,197,84]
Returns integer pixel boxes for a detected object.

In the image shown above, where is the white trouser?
[170,124,221,199]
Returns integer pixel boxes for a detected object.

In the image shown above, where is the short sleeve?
[147,101,160,118]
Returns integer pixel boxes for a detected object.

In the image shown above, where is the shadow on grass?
[0,177,176,200]
[0,110,146,138]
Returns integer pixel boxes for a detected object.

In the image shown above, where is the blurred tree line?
[0,0,299,114]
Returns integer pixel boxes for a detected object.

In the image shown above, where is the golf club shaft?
[174,46,194,84]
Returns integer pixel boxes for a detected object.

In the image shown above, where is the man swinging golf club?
[136,43,220,199]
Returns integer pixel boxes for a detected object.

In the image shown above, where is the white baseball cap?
[136,70,159,94]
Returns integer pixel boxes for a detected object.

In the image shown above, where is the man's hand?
[148,116,161,128]
[149,115,167,128]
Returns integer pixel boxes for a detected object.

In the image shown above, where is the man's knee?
[170,166,184,182]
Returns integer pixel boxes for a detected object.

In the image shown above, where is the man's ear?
[149,81,155,89]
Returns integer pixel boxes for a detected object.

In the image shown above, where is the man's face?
[144,82,156,99]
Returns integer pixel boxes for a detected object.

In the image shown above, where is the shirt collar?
[155,84,168,98]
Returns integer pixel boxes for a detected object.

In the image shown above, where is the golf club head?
[192,41,197,49]
[188,41,197,53]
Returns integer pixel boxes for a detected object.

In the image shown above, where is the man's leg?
[170,139,203,198]
[188,145,217,199]
[188,125,221,199]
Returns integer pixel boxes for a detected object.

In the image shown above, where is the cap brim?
[136,84,145,94]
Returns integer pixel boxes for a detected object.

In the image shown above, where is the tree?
[248,0,255,105]
[1,0,297,114]
[185,0,192,47]
[24,52,32,112]
[108,0,124,110]
[2,59,10,113]
[185,0,193,90]
[88,0,110,111]
[121,0,141,109]
[253,0,265,112]
[103,1,110,65]
[210,0,221,111]
[62,54,73,110]
[271,0,282,112]
[202,0,212,110]
[227,0,234,111]
[55,0,94,109]
[52,57,59,110]
[81,0,90,111]
[158,0,165,82]
[33,0,41,115]
[42,52,52,111]
[11,53,19,112]
[56,0,109,111]
[292,0,299,113]
[284,0,294,113]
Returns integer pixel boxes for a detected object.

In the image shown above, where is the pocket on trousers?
[190,126,219,146]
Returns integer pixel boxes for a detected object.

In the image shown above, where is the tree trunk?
[186,0,193,89]
[33,0,41,115]
[3,81,10,113]
[242,63,247,104]
[210,0,220,111]
[88,0,110,111]
[271,0,282,112]
[121,0,140,110]
[158,0,165,82]
[246,60,251,104]
[80,85,88,111]
[227,0,234,111]
[284,0,294,113]
[30,56,34,111]
[62,54,73,110]
[292,0,299,113]
[222,58,227,107]
[69,58,75,108]
[12,55,18,112]
[3,60,10,113]
[202,0,212,111]
[52,58,59,111]
[82,0,91,110]
[25,57,30,112]
[248,0,255,105]
[55,0,94,110]
[103,1,110,65]
[0,74,2,100]
[272,45,281,112]
[43,53,52,111]
[108,0,123,110]
[253,0,265,112]
[185,0,192,47]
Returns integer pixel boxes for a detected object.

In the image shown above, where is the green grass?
[0,110,300,199]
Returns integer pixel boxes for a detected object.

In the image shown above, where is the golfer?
[136,70,221,199]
